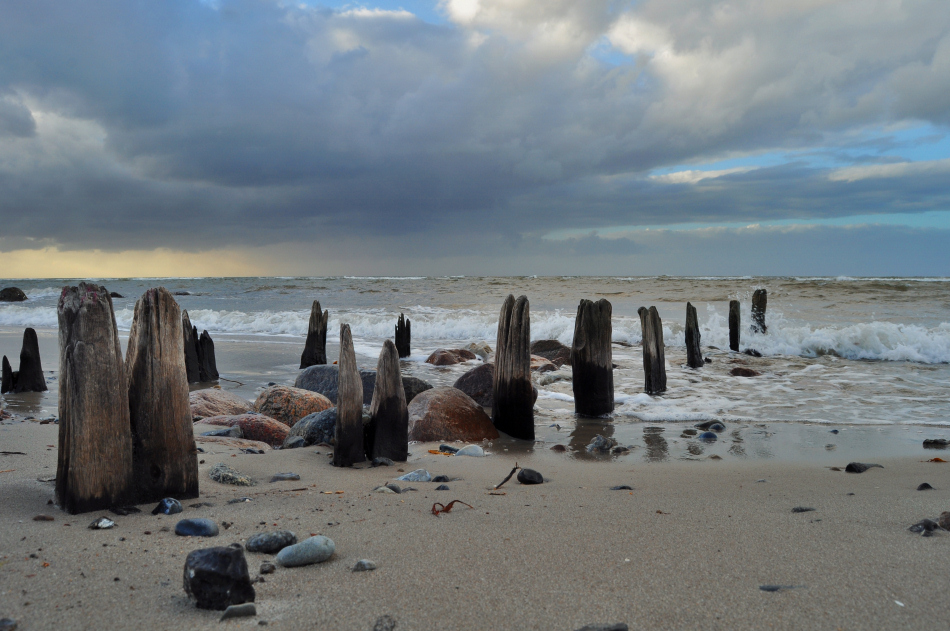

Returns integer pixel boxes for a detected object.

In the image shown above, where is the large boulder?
[531,355,558,373]
[530,340,572,367]
[0,287,27,302]
[408,387,499,442]
[201,413,289,447]
[253,385,332,427]
[284,407,337,448]
[425,348,478,366]
[190,390,253,420]
[193,436,273,451]
[183,544,255,610]
[453,363,538,408]
[295,365,432,407]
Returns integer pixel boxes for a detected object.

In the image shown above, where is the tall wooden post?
[572,299,613,416]
[333,324,365,467]
[492,295,534,440]
[728,300,740,352]
[638,306,667,395]
[126,288,198,503]
[0,355,12,393]
[56,283,133,513]
[685,302,704,368]
[751,289,767,333]
[368,340,408,461]
[394,313,411,359]
[14,328,47,392]
[197,331,219,381]
[300,301,329,368]
[182,310,201,383]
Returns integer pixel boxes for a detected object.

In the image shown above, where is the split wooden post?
[685,302,704,369]
[56,283,133,514]
[492,294,534,440]
[571,299,614,416]
[729,300,741,352]
[181,310,201,383]
[751,289,767,334]
[126,287,198,503]
[638,306,667,394]
[300,301,329,368]
[368,339,409,461]
[0,355,12,393]
[15,328,47,392]
[394,313,411,359]
[197,331,219,381]
[333,324,366,467]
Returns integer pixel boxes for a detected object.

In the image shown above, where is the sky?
[0,0,949,277]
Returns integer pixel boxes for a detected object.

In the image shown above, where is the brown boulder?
[530,355,558,373]
[425,348,478,366]
[193,436,273,451]
[530,339,572,366]
[253,385,332,427]
[408,387,499,442]
[202,413,289,447]
[190,389,253,419]
[730,367,760,377]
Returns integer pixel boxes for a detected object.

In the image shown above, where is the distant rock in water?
[425,348,477,366]
[530,339,572,366]
[0,287,27,302]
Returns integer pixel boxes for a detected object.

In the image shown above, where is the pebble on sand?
[917,483,934,491]
[845,462,883,473]
[0,618,18,631]
[175,518,220,537]
[352,559,377,572]
[275,535,335,567]
[269,472,301,483]
[517,469,544,485]
[151,498,183,515]
[220,603,257,620]
[246,530,297,554]
[209,462,255,486]
[396,469,431,482]
[436,484,450,491]
[454,445,486,457]
[88,517,116,529]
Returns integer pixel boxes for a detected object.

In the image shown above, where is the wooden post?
[638,306,667,394]
[492,295,534,440]
[728,300,740,351]
[13,328,47,393]
[300,301,329,368]
[571,299,613,416]
[394,313,411,359]
[333,324,365,467]
[368,339,408,461]
[197,330,219,381]
[182,310,201,383]
[56,283,133,514]
[1,355,13,393]
[685,302,704,369]
[751,289,767,333]
[126,288,198,503]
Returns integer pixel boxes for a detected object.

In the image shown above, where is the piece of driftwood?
[394,313,411,359]
[368,340,408,461]
[729,300,741,352]
[198,330,219,381]
[751,289,767,334]
[638,306,667,395]
[685,302,704,369]
[572,299,614,416]
[126,288,198,503]
[182,310,201,383]
[56,283,133,514]
[492,295,534,440]
[333,324,365,467]
[300,301,329,368]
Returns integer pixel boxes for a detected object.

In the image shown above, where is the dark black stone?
[183,544,255,610]
[202,427,242,438]
[0,287,27,302]
[0,618,18,631]
[845,462,883,473]
[110,506,142,516]
[575,625,628,631]
[610,485,633,490]
[269,473,300,482]
[176,518,219,537]
[373,615,397,631]
[909,519,940,534]
[923,439,949,449]
[152,498,183,515]
[517,469,543,485]
[743,348,762,357]
[246,530,297,554]
[695,420,725,431]
[284,407,337,447]
[830,429,839,434]
[917,483,934,491]
[282,436,306,450]
[453,363,495,407]
[438,444,459,453]
[435,484,450,491]
[698,431,717,442]
[791,506,816,513]
[371,457,394,467]
[296,365,431,407]
[432,475,451,483]
[197,330,219,382]
[109,292,123,298]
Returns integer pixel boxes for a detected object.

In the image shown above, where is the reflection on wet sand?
[568,417,616,459]
[728,428,746,457]
[643,426,669,461]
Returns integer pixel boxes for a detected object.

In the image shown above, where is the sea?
[2,276,949,460]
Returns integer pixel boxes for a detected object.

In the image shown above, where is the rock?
[436,484,450,490]
[923,439,950,448]
[402,376,434,405]
[426,349,460,366]
[282,436,306,450]
[517,469,544,485]
[260,562,276,574]
[253,385,332,428]
[109,292,123,298]
[269,472,301,483]
[453,363,496,407]
[530,355,558,373]
[439,444,459,453]
[586,434,617,454]
[550,444,567,452]
[285,407,337,448]
[530,339,572,366]
[464,341,492,360]
[939,512,950,530]
[455,445,486,457]
[373,616,397,631]
[88,516,116,529]
[194,436,272,451]
[275,535,335,567]
[432,475,451,482]
[220,603,257,621]
[695,420,725,431]
[152,498,183,515]
[190,390,253,419]
[209,463,255,486]
[698,431,718,442]
[918,483,934,491]
[575,625,628,631]
[0,618,17,631]
[293,365,373,405]
[730,367,760,377]
[372,457,394,467]
[246,530,297,554]
[352,559,377,572]
[176,518,220,537]
[845,462,883,473]
[32,514,54,521]
[610,485,633,490]
[373,485,397,494]
[408,387,499,442]
[791,506,816,513]
[909,519,941,534]
[202,413,289,447]
[397,469,431,482]
[0,287,27,302]
[183,544,255,610]
[743,348,763,357]
[201,426,243,438]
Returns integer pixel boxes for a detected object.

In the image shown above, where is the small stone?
[220,603,257,621]
[586,435,617,454]
[708,454,722,460]
[269,472,301,483]
[228,497,253,504]
[681,429,698,437]
[791,507,816,513]
[201,427,243,438]
[432,475,451,483]
[260,562,276,574]
[575,625,628,631]
[282,436,306,450]
[611,446,630,454]
[275,535,335,567]
[110,506,141,516]
[695,420,725,431]
[183,544,255,610]
[923,438,949,448]
[246,530,297,554]
[373,486,397,494]
[190,502,215,508]
[435,484,450,491]
[610,485,633,491]
[845,462,883,473]
[0,618,17,631]
[517,469,543,485]
[151,498,183,515]
[385,482,402,493]
[209,462,255,486]
[939,512,950,531]
[830,429,839,434]
[454,445,485,457]
[550,445,567,452]
[909,519,940,534]
[756,479,767,483]
[698,432,717,442]
[373,615,397,631]
[32,515,54,521]
[396,469,431,482]
[438,444,459,454]
[175,518,220,537]
[371,457,394,467]
[352,559,377,572]
[88,516,116,529]
[917,483,934,491]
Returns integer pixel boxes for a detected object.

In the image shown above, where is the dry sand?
[2,417,950,631]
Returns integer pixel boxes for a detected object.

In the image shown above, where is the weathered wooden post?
[728,300,740,351]
[14,328,47,392]
[685,302,704,368]
[126,288,198,503]
[0,356,12,393]
[56,283,133,513]
[197,331,219,381]
[572,299,613,416]
[751,289,767,333]
[368,339,408,461]
[394,313,411,359]
[182,310,201,383]
[333,324,365,467]
[638,306,667,394]
[300,301,329,368]
[492,295,534,440]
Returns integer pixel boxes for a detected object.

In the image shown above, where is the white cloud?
[650,166,756,184]
[828,158,950,182]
